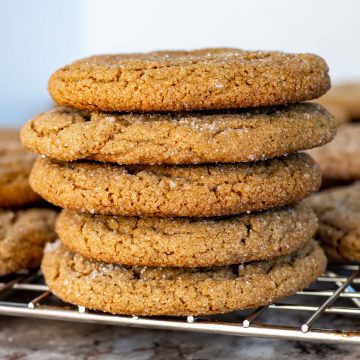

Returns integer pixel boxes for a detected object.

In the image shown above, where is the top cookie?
[0,129,41,207]
[21,103,335,165]
[48,48,330,112]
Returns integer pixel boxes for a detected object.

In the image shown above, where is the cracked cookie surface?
[29,153,321,217]
[0,208,57,276]
[41,240,326,316]
[21,103,335,165]
[0,130,41,206]
[57,202,317,267]
[307,183,360,260]
[48,48,330,112]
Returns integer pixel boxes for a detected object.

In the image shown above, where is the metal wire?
[0,263,359,345]
[301,268,360,333]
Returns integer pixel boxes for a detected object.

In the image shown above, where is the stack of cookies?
[21,48,336,316]
[0,130,57,277]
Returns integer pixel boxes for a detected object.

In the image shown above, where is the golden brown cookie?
[21,104,335,165]
[313,100,350,126]
[0,129,41,207]
[0,208,57,276]
[0,129,21,141]
[317,83,360,120]
[308,124,360,181]
[29,153,321,217]
[48,48,330,112]
[56,202,317,267]
[308,183,360,260]
[41,240,326,316]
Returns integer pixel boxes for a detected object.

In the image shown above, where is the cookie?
[29,153,321,217]
[41,240,326,316]
[313,100,350,126]
[308,124,360,181]
[308,183,360,260]
[48,48,330,112]
[57,202,317,267]
[0,129,21,141]
[21,104,335,165]
[0,208,57,276]
[0,129,41,207]
[317,83,360,120]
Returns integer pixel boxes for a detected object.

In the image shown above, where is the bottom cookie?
[41,240,326,316]
[0,208,57,276]
[308,183,360,260]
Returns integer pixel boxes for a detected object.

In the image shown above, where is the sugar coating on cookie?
[0,208,57,276]
[29,153,321,217]
[308,124,360,181]
[21,103,336,165]
[307,182,360,260]
[41,240,326,316]
[0,129,41,206]
[57,202,317,267]
[48,48,330,112]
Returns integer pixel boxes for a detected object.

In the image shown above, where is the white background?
[1,0,360,127]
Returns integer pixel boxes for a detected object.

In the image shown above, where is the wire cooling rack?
[0,263,359,345]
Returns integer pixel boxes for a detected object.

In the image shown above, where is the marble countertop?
[0,315,358,360]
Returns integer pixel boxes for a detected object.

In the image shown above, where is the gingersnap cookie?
[0,129,41,207]
[308,183,360,260]
[0,129,21,141]
[57,202,317,267]
[30,153,321,217]
[0,208,57,276]
[313,100,350,126]
[21,103,335,165]
[317,83,360,120]
[48,48,330,112]
[308,124,360,181]
[42,240,326,316]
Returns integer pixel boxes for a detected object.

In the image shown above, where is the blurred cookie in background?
[0,128,57,276]
[0,129,41,207]
[309,124,360,186]
[314,99,350,126]
[308,182,360,260]
[0,129,21,141]
[0,208,57,276]
[315,82,360,124]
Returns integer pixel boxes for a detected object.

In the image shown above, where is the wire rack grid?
[0,263,359,345]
